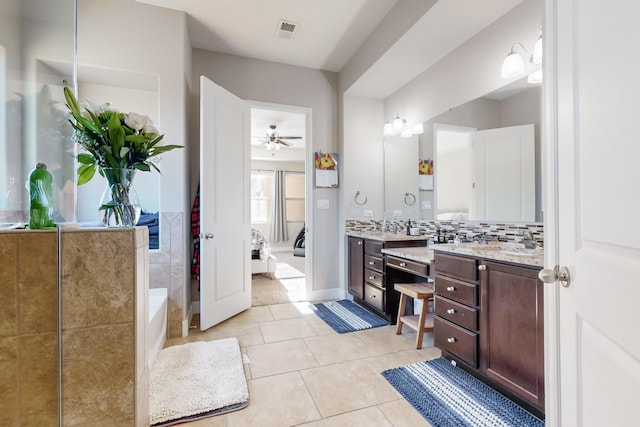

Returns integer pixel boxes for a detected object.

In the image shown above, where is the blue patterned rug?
[310,300,388,333]
[382,358,545,427]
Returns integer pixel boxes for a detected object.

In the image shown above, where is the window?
[251,171,273,222]
[285,173,305,222]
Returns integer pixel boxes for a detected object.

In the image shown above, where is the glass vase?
[99,168,141,228]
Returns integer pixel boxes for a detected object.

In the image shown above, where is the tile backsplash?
[346,219,544,246]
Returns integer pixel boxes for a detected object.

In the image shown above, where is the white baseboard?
[182,304,194,337]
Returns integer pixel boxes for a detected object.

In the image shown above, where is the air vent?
[276,19,298,40]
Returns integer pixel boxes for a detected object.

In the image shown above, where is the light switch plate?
[317,199,329,210]
[421,201,431,210]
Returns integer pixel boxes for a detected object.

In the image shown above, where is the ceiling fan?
[253,124,302,150]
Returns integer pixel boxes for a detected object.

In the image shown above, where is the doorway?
[249,101,313,306]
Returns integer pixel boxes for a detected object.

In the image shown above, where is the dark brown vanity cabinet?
[433,251,544,415]
[347,236,426,321]
[479,260,545,411]
[347,237,364,299]
[433,253,480,368]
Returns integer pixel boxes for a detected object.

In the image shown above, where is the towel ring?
[354,191,368,206]
[404,192,416,206]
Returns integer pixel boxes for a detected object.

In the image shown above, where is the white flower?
[142,124,159,135]
[124,112,153,133]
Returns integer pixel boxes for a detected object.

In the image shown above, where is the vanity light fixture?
[383,114,424,138]
[392,113,405,131]
[400,128,413,138]
[412,123,424,135]
[383,120,394,136]
[501,30,543,81]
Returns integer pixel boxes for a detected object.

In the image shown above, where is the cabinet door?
[347,237,364,299]
[479,261,544,410]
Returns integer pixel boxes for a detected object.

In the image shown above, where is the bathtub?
[148,287,168,369]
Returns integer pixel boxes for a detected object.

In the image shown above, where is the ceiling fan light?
[392,114,404,131]
[501,51,524,79]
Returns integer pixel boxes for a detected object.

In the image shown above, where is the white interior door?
[471,124,535,221]
[546,0,640,425]
[199,76,251,331]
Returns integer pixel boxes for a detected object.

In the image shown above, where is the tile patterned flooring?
[163,302,440,426]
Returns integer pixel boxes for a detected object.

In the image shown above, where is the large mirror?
[383,135,420,221]
[404,80,542,223]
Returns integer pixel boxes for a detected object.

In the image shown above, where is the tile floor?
[163,301,440,426]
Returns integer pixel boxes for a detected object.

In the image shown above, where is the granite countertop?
[380,242,543,268]
[381,246,435,264]
[346,230,429,242]
[432,242,543,268]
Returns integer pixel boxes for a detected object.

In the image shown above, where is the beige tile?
[246,339,318,378]
[364,347,442,375]
[0,234,17,337]
[378,399,433,427]
[226,372,321,426]
[260,317,318,343]
[305,312,339,335]
[18,232,57,334]
[304,333,381,365]
[268,301,314,320]
[198,321,265,347]
[19,333,58,426]
[353,325,427,353]
[62,324,134,425]
[0,336,18,426]
[300,406,393,426]
[300,359,398,418]
[61,230,135,328]
[222,306,274,326]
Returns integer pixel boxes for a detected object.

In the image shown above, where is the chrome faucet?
[520,231,538,249]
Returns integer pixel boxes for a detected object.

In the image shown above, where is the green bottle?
[28,162,56,229]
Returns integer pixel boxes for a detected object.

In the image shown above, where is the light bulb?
[400,128,412,138]
[501,51,524,79]
[532,34,542,64]
[383,122,393,136]
[392,114,404,131]
[412,123,424,135]
[527,69,543,84]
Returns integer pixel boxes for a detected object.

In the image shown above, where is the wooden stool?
[395,282,435,349]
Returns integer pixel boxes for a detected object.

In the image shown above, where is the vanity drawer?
[364,240,383,256]
[364,254,384,272]
[435,274,478,307]
[386,255,430,278]
[434,317,478,368]
[364,268,384,288]
[435,295,478,331]
[364,283,385,312]
[434,252,478,282]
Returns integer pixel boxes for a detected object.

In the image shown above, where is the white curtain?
[270,170,289,242]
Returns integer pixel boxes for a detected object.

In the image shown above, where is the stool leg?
[396,294,407,335]
[416,297,429,349]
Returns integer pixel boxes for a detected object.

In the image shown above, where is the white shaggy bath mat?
[150,337,249,426]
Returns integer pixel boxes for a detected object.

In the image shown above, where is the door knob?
[538,265,570,287]
[204,232,215,239]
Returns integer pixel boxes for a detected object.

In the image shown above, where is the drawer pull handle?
[478,264,487,271]
[400,262,406,267]
[358,241,363,245]
[446,286,455,292]
[447,308,456,314]
[369,261,375,265]
[447,337,456,343]
[368,276,375,280]
[369,294,377,299]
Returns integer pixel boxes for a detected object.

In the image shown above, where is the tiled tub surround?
[0,227,150,426]
[346,219,544,247]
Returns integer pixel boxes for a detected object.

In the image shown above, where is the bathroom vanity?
[379,241,545,418]
[346,231,427,322]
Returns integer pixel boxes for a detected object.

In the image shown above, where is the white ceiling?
[135,0,524,160]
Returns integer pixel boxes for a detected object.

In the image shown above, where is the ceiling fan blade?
[278,136,303,139]
[276,139,293,146]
